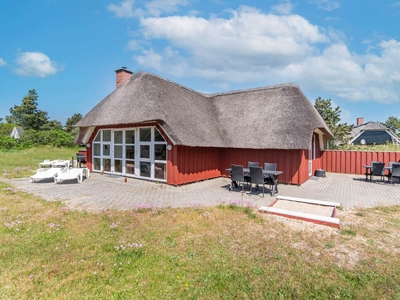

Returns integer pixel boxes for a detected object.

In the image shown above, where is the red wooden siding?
[169,147,310,186]
[220,148,308,185]
[167,146,222,185]
[321,150,400,174]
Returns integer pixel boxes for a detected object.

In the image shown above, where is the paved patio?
[4,172,400,212]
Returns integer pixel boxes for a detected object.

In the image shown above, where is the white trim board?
[259,206,340,226]
[276,195,340,208]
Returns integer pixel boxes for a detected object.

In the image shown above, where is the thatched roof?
[76,71,332,149]
[349,121,400,144]
[350,121,387,137]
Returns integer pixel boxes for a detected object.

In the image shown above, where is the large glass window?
[103,144,110,156]
[126,130,135,144]
[103,130,111,142]
[114,131,123,144]
[140,128,151,141]
[93,144,101,156]
[154,163,166,180]
[126,145,134,159]
[93,158,101,171]
[103,158,111,172]
[140,145,150,159]
[155,144,166,160]
[140,162,151,178]
[91,127,167,181]
[114,145,123,158]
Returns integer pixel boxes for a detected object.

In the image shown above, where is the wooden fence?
[320,150,400,175]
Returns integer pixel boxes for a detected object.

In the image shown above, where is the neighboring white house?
[10,127,24,139]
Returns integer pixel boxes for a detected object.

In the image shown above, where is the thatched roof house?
[349,119,400,145]
[75,68,332,186]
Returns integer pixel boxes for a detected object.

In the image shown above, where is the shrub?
[0,135,18,149]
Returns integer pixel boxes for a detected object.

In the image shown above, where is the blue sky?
[1,0,400,126]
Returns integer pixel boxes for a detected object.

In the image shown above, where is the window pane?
[140,128,151,141]
[103,130,111,142]
[94,131,101,142]
[140,162,151,178]
[114,131,123,144]
[126,145,135,159]
[103,158,111,172]
[126,160,135,174]
[125,130,135,144]
[154,163,166,180]
[103,144,110,156]
[93,144,101,156]
[140,145,150,159]
[154,144,166,160]
[114,145,123,158]
[154,128,165,142]
[114,160,122,173]
[93,157,101,171]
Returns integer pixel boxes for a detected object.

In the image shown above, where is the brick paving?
[3,172,400,212]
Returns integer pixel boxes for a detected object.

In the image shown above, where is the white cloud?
[108,0,136,18]
[108,0,188,18]
[127,40,141,51]
[128,5,400,104]
[138,6,329,72]
[271,0,295,15]
[145,0,189,17]
[309,0,341,11]
[15,51,61,77]
[0,58,6,66]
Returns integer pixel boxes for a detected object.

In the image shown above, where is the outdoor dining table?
[225,168,283,196]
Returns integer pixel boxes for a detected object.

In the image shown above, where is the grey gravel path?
[3,172,400,212]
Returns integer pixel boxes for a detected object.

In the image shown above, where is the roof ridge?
[207,83,300,97]
[131,71,206,97]
[132,71,299,98]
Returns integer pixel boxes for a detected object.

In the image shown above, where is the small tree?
[314,97,353,148]
[42,120,63,131]
[0,122,16,136]
[65,113,82,133]
[381,116,400,137]
[6,89,49,130]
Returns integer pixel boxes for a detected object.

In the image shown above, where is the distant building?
[349,118,400,145]
[10,127,24,139]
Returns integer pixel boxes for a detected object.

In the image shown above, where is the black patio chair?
[386,162,395,181]
[244,161,259,185]
[368,162,385,182]
[230,164,245,193]
[249,166,267,197]
[263,163,277,189]
[365,161,380,181]
[389,163,400,184]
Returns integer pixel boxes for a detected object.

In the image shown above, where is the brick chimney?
[115,67,133,88]
[357,117,364,126]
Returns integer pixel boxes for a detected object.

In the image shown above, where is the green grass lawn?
[1,147,400,299]
[0,146,79,179]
